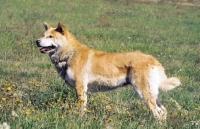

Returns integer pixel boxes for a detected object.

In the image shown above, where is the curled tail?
[159,77,181,92]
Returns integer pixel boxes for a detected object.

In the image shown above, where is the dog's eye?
[49,35,53,38]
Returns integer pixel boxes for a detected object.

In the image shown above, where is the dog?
[36,22,181,121]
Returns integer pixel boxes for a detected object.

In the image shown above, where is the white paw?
[152,106,167,121]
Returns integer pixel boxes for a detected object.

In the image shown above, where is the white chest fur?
[65,68,75,87]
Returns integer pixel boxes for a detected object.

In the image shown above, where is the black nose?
[36,40,41,47]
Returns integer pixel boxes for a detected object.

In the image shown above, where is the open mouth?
[39,45,56,53]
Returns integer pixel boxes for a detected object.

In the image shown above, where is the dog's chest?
[55,62,67,79]
[65,67,74,87]
[54,62,75,86]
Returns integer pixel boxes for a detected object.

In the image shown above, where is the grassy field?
[0,0,200,128]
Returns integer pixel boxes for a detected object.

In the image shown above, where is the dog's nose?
[36,40,41,47]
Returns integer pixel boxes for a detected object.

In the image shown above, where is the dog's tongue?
[40,47,48,53]
[39,46,55,53]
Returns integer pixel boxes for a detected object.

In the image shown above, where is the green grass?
[0,0,200,128]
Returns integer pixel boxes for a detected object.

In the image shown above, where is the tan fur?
[36,22,181,122]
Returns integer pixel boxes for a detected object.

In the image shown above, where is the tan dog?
[36,22,181,121]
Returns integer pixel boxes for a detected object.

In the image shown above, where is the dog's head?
[36,22,68,54]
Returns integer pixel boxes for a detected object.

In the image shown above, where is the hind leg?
[147,67,168,121]
[156,99,167,119]
[143,83,168,121]
[130,68,167,122]
[145,91,168,122]
[143,91,167,123]
[132,84,167,122]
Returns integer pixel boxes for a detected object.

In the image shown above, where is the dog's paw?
[152,106,167,124]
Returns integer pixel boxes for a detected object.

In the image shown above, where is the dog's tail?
[159,77,181,92]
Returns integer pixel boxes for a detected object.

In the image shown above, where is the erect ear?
[55,22,66,35]
[43,22,51,30]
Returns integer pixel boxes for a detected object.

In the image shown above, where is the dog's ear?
[55,22,66,35]
[43,22,51,30]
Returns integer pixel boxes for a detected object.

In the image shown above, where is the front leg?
[75,81,88,114]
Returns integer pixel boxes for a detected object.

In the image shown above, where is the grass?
[0,0,200,128]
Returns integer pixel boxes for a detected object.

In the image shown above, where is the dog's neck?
[49,49,75,66]
[48,49,75,80]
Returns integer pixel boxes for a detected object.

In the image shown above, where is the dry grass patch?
[95,14,112,27]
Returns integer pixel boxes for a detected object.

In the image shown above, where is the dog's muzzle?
[36,39,56,53]
[36,40,41,47]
